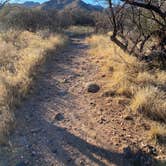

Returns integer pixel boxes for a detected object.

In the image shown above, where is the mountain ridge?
[13,0,103,11]
[12,1,41,8]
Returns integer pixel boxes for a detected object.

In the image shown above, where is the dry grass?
[86,34,166,139]
[65,26,94,35]
[130,86,166,122]
[86,35,147,96]
[149,124,166,144]
[0,30,68,144]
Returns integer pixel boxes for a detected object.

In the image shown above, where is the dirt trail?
[0,36,131,166]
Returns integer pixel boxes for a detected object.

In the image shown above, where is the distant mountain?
[22,1,40,7]
[12,0,103,11]
[40,0,103,11]
[12,1,40,8]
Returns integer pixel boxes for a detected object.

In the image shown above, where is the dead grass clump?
[149,124,166,144]
[130,86,166,122]
[0,30,68,143]
[86,35,146,96]
[86,34,166,124]
[66,26,94,35]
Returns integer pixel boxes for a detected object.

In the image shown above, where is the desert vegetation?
[0,1,99,145]
[0,5,97,32]
[86,32,166,142]
[0,30,67,143]
[0,0,165,165]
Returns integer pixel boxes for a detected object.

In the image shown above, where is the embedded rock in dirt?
[54,113,64,121]
[124,115,134,121]
[86,83,100,93]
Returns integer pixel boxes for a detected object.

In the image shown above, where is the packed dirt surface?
[0,35,163,166]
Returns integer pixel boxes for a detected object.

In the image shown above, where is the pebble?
[86,83,100,93]
[124,115,133,121]
[54,113,64,121]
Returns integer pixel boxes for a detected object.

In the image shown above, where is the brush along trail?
[0,35,158,166]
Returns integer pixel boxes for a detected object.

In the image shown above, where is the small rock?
[102,90,116,97]
[31,151,36,157]
[141,123,151,131]
[101,74,106,78]
[54,113,64,121]
[57,90,68,96]
[98,117,107,124]
[67,158,72,162]
[143,145,157,156]
[80,160,85,166]
[124,115,133,121]
[63,79,68,83]
[90,102,96,107]
[86,83,100,93]
[52,149,58,154]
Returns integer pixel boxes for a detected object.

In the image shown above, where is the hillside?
[12,1,41,8]
[41,0,103,11]
[12,0,103,11]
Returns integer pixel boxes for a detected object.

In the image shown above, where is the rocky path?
[0,36,132,166]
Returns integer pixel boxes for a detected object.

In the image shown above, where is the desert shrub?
[0,6,96,32]
[3,9,50,32]
[130,86,166,122]
[146,51,166,69]
[0,7,74,32]
[92,12,113,33]
[86,34,166,123]
[71,10,95,26]
[105,1,166,56]
[47,10,74,31]
[0,30,68,143]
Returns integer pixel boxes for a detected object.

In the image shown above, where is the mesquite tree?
[0,0,9,9]
[98,0,166,56]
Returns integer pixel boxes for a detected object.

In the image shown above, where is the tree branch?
[121,0,166,19]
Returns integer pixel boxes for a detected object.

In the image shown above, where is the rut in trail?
[1,36,130,166]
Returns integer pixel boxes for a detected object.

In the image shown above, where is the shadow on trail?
[37,119,127,166]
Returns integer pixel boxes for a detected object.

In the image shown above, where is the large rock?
[86,83,100,93]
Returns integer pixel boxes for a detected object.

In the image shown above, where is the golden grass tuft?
[86,34,166,124]
[130,86,166,122]
[149,124,166,144]
[66,26,94,35]
[0,30,68,143]
[86,35,146,96]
